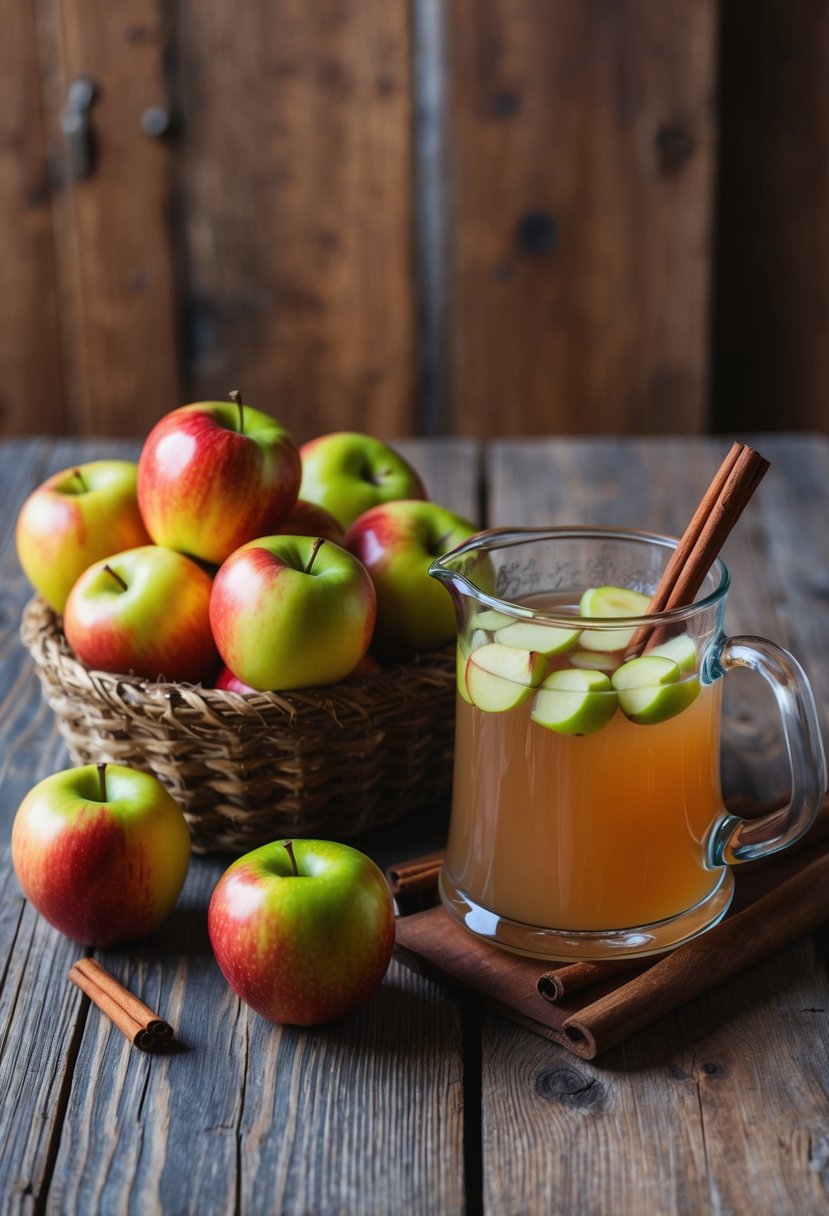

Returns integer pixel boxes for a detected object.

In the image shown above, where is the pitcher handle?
[704,635,827,866]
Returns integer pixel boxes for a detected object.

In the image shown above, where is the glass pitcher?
[429,527,827,961]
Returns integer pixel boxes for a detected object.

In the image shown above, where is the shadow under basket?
[20,596,457,855]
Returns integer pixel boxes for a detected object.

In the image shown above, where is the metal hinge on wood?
[60,77,96,181]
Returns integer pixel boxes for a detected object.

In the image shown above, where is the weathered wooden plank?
[47,0,181,435]
[715,3,829,437]
[176,0,416,443]
[0,438,474,1214]
[0,4,65,435]
[478,436,829,1214]
[444,0,717,437]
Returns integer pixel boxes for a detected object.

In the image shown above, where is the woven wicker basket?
[20,595,457,854]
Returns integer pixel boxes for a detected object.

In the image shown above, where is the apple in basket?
[15,460,152,613]
[208,839,395,1025]
[209,535,376,690]
[137,392,302,565]
[345,499,477,657]
[11,763,190,947]
[298,432,426,530]
[272,499,346,546]
[63,545,219,683]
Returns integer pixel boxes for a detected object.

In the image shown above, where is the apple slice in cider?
[569,649,620,672]
[495,620,580,657]
[611,654,700,725]
[465,642,546,712]
[456,628,489,704]
[469,608,514,632]
[531,668,618,736]
[578,585,651,652]
[647,633,697,674]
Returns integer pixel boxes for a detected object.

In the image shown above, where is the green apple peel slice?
[465,643,546,713]
[531,669,617,736]
[611,655,701,725]
[469,608,514,632]
[495,620,580,657]
[578,585,651,652]
[647,633,697,674]
[569,649,620,673]
[456,628,489,703]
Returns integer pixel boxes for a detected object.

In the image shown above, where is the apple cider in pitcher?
[446,675,723,933]
[430,525,827,961]
[442,585,725,936]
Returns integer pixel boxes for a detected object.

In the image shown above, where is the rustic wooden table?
[1,434,828,1215]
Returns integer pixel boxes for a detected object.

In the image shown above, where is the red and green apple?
[137,394,302,565]
[344,499,477,656]
[299,432,427,529]
[63,545,219,683]
[11,763,190,947]
[209,535,376,690]
[15,460,151,613]
[272,499,346,546]
[208,838,394,1025]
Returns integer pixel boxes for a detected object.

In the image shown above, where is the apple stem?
[102,564,128,592]
[97,763,108,802]
[229,389,244,435]
[283,839,300,877]
[304,537,325,574]
[72,468,88,493]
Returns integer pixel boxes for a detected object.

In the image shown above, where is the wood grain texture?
[0,4,65,435]
[444,0,717,437]
[175,0,416,443]
[715,2,829,436]
[53,0,181,435]
[479,434,829,1214]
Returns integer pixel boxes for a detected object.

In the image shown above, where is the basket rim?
[20,593,456,709]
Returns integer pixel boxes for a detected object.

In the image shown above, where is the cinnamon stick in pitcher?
[626,442,770,657]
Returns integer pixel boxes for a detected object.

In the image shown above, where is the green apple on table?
[63,545,219,683]
[11,763,190,947]
[15,460,152,613]
[137,393,302,565]
[344,499,477,657]
[208,838,395,1025]
[299,432,427,529]
[209,535,376,690]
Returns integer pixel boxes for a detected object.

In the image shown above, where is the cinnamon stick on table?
[626,442,770,656]
[387,851,445,899]
[68,958,173,1050]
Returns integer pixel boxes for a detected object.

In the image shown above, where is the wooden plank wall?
[1,1,827,439]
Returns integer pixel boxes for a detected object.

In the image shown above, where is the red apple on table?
[15,460,152,613]
[137,393,302,565]
[208,838,395,1025]
[11,763,190,947]
[345,499,477,657]
[209,535,376,691]
[64,545,219,683]
[299,432,427,530]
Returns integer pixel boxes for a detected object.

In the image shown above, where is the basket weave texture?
[20,596,457,854]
